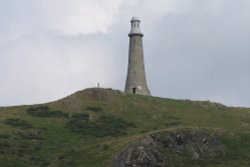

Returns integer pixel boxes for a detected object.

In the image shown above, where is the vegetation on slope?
[0,88,249,167]
[26,106,68,118]
[67,114,136,137]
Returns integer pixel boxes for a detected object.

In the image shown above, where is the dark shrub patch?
[5,118,32,129]
[86,106,103,112]
[26,106,68,118]
[27,106,49,113]
[0,134,11,139]
[40,162,50,167]
[0,141,11,148]
[99,116,137,129]
[66,115,136,138]
[38,127,48,131]
[102,144,109,150]
[18,132,44,140]
[71,113,89,121]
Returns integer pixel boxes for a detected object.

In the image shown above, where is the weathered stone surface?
[113,129,224,167]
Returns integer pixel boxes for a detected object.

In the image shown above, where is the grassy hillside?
[0,88,249,167]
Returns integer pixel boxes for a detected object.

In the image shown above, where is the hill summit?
[0,88,249,166]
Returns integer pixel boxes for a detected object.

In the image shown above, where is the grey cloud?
[145,0,250,107]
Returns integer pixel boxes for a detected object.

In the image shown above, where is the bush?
[5,118,33,129]
[26,106,68,118]
[71,113,89,121]
[86,107,103,112]
[99,116,137,129]
[0,134,11,139]
[18,132,44,140]
[102,144,109,150]
[66,115,136,138]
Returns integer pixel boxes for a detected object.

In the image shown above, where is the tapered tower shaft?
[125,17,150,96]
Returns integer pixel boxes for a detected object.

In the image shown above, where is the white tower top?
[129,16,143,36]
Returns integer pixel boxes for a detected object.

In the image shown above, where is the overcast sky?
[0,0,249,107]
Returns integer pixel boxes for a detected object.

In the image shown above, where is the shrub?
[18,132,44,140]
[26,106,68,118]
[102,144,109,150]
[86,107,103,112]
[0,134,11,139]
[5,118,33,129]
[66,115,136,138]
[71,113,89,121]
[99,116,137,129]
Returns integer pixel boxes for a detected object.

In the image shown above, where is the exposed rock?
[113,129,223,167]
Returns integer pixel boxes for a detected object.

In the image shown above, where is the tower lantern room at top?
[129,17,143,36]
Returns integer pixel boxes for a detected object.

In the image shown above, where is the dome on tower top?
[131,16,140,22]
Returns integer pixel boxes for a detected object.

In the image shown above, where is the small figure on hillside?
[175,134,184,145]
[202,138,208,144]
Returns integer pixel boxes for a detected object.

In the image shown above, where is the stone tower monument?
[125,17,150,96]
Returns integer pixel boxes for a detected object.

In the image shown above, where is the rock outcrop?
[113,129,224,167]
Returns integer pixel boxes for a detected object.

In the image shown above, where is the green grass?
[0,88,249,167]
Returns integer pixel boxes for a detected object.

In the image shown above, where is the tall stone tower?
[125,17,150,96]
